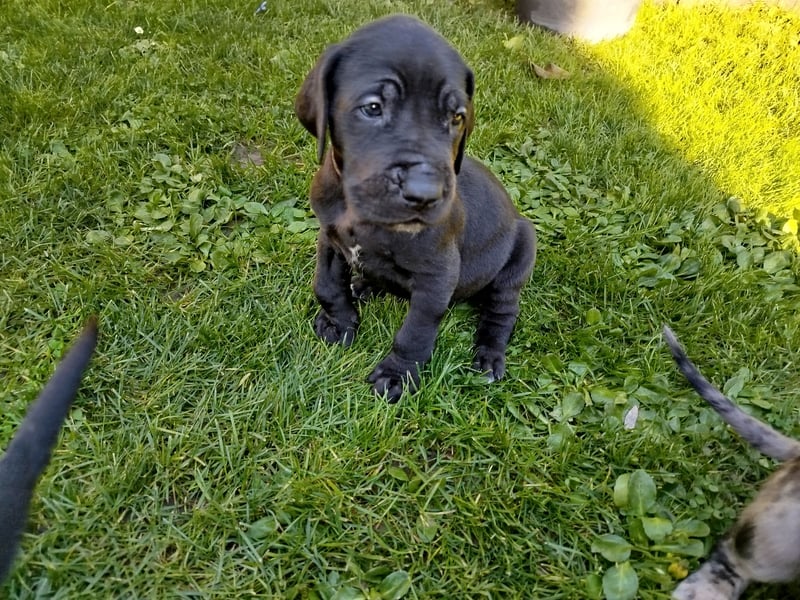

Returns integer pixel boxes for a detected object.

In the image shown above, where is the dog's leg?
[673,461,800,599]
[313,235,359,346]
[367,270,457,402]
[473,220,536,381]
[672,536,750,600]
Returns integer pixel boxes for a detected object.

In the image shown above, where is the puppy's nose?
[401,164,443,206]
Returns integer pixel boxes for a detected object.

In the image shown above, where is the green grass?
[1,0,799,598]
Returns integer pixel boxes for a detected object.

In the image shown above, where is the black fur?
[0,318,98,583]
[295,16,536,401]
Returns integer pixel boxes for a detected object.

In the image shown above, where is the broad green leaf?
[377,570,411,600]
[243,201,268,216]
[49,140,71,157]
[763,251,790,274]
[726,196,742,214]
[189,212,204,239]
[547,423,572,451]
[154,153,171,168]
[602,562,639,600]
[386,466,408,481]
[660,254,682,273]
[627,517,649,546]
[287,219,311,233]
[183,187,205,212]
[364,566,392,583]
[541,353,564,373]
[591,387,625,406]
[156,218,175,232]
[189,259,207,273]
[86,230,111,244]
[585,573,603,599]
[676,257,701,277]
[736,248,753,270]
[723,367,750,398]
[561,391,585,421]
[568,361,590,378]
[416,513,438,543]
[546,431,565,451]
[591,534,632,562]
[503,35,525,51]
[331,587,364,600]
[245,516,278,540]
[627,470,657,516]
[750,397,774,410]
[652,539,706,557]
[585,307,602,325]
[674,519,711,538]
[613,473,629,509]
[641,516,673,542]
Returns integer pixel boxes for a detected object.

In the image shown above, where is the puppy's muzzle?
[398,163,444,208]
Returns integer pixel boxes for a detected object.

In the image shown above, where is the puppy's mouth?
[344,162,454,228]
[390,218,428,234]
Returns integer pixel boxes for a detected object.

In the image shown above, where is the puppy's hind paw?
[473,346,506,383]
[314,309,358,346]
[350,277,382,303]
[367,354,420,403]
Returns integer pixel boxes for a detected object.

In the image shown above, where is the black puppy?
[295,15,536,401]
[0,318,97,583]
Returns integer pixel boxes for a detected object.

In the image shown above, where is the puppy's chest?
[329,225,409,280]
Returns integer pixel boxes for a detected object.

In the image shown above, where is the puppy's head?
[295,15,475,229]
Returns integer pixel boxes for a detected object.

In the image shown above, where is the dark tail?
[0,317,98,583]
[663,324,800,462]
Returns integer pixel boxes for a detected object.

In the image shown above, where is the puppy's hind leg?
[473,219,536,381]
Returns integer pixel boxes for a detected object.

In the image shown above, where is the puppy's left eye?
[360,102,383,118]
[451,109,467,126]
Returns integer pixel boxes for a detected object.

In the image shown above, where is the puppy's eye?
[451,109,467,126]
[360,102,383,118]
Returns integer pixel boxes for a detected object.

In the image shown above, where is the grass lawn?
[1,0,799,598]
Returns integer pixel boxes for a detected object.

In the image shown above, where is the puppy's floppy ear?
[454,69,475,175]
[295,44,342,163]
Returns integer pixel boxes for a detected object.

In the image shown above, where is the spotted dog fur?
[664,325,800,600]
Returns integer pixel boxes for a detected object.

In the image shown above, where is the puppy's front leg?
[368,272,457,402]
[313,234,359,346]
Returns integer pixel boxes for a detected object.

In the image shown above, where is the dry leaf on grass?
[230,142,265,168]
[530,62,571,80]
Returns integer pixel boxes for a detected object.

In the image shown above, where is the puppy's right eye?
[360,102,383,118]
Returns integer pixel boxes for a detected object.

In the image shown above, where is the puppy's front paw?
[473,346,506,383]
[314,309,358,346]
[367,354,420,403]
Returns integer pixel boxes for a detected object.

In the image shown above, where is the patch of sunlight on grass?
[588,1,800,217]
